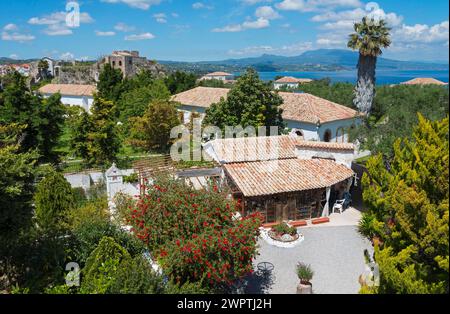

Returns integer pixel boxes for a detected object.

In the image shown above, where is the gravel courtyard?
[244,225,373,294]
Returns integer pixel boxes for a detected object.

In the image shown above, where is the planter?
[311,217,330,225]
[268,230,299,243]
[296,282,313,294]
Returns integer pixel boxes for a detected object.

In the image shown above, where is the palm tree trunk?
[354,54,377,116]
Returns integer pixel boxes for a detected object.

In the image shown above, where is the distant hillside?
[159,49,449,74]
[0,57,38,65]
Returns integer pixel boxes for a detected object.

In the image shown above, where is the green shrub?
[107,255,166,294]
[358,212,383,239]
[72,187,87,207]
[67,198,110,230]
[113,192,135,224]
[71,220,144,266]
[34,170,75,232]
[272,222,297,236]
[296,263,314,283]
[123,172,138,184]
[164,280,210,294]
[82,237,131,293]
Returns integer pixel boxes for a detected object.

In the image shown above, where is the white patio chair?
[332,200,345,214]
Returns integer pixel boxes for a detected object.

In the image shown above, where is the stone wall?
[55,65,97,84]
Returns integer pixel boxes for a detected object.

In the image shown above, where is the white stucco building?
[38,83,97,113]
[171,86,363,143]
[42,57,56,76]
[200,71,233,81]
[273,76,312,90]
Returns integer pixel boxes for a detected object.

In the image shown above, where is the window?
[129,60,132,65]
[112,61,116,67]
[119,61,122,66]
[323,129,332,142]
[294,130,304,139]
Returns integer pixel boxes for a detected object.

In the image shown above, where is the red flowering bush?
[128,177,263,290]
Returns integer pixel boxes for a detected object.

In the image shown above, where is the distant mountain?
[0,57,38,65]
[159,49,449,73]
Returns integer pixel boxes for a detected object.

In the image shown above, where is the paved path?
[245,225,373,294]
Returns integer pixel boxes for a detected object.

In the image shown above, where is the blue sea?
[241,70,449,85]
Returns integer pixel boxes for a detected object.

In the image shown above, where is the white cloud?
[95,30,116,36]
[125,32,155,40]
[212,5,279,32]
[255,6,281,20]
[213,17,270,32]
[312,2,402,27]
[9,54,19,59]
[228,41,313,56]
[393,21,449,44]
[309,2,403,50]
[3,23,18,31]
[192,2,214,10]
[28,11,94,36]
[2,32,36,42]
[101,0,162,10]
[2,24,35,42]
[153,13,167,23]
[44,24,73,36]
[114,22,136,32]
[276,0,361,12]
[28,12,94,25]
[60,52,75,61]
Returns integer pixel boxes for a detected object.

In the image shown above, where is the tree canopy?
[97,64,124,102]
[361,114,449,293]
[34,169,75,233]
[164,71,197,94]
[128,99,180,152]
[203,69,285,135]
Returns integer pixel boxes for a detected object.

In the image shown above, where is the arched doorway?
[323,129,332,142]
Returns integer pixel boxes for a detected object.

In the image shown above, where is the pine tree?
[88,96,119,165]
[0,124,38,245]
[36,93,66,163]
[70,109,92,162]
[97,64,123,102]
[362,114,449,293]
[34,169,75,233]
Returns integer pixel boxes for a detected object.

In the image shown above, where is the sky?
[0,0,449,62]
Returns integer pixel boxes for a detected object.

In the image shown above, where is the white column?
[322,186,332,217]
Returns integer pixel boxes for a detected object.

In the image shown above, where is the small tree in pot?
[296,263,314,294]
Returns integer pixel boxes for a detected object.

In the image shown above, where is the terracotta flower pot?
[296,281,313,294]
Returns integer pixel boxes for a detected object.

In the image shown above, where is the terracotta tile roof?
[172,86,229,108]
[205,71,232,76]
[400,78,448,85]
[206,136,298,163]
[38,84,97,97]
[206,136,355,163]
[224,158,354,197]
[275,76,312,83]
[172,87,360,124]
[279,91,360,124]
[296,141,355,151]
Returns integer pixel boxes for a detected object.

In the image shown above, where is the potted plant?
[296,262,313,294]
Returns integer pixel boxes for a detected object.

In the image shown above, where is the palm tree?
[348,17,391,115]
